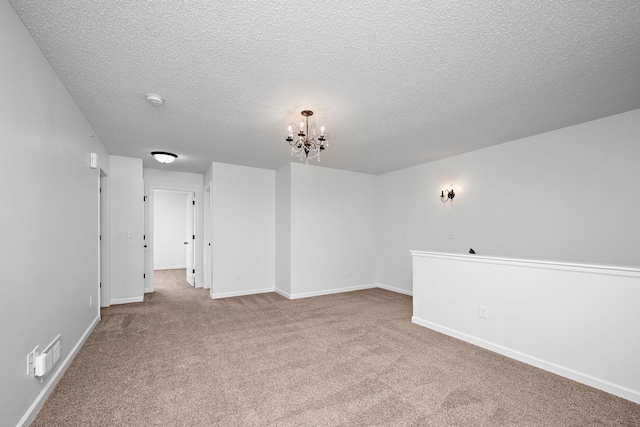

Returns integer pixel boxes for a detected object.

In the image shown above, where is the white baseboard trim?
[110,296,144,305]
[375,283,413,296]
[18,315,100,427]
[274,288,291,299]
[210,287,276,299]
[154,266,186,270]
[288,284,376,300]
[411,316,640,404]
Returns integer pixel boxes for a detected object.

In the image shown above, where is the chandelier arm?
[289,123,301,131]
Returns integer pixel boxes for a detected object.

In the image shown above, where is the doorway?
[153,190,195,286]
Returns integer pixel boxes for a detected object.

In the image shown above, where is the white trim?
[110,296,144,305]
[17,316,100,427]
[288,284,376,300]
[411,316,640,404]
[216,284,409,301]
[154,265,187,271]
[409,251,640,277]
[274,288,291,299]
[375,283,413,296]
[210,287,275,299]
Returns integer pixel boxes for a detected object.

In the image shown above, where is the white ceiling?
[9,1,640,175]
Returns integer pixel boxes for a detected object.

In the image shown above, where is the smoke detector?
[146,94,164,106]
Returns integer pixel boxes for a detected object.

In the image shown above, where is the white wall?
[210,162,275,298]
[412,251,640,404]
[109,156,144,304]
[288,163,377,298]
[143,168,204,290]
[153,191,187,270]
[0,2,109,425]
[376,109,640,293]
[275,163,292,295]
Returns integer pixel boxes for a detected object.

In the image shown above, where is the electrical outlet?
[448,232,455,239]
[479,305,488,319]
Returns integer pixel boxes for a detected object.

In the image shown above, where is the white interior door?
[186,192,195,286]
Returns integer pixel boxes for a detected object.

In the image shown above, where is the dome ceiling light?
[151,151,177,164]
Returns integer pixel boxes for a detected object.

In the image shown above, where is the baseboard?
[288,284,376,300]
[210,287,275,299]
[154,266,186,270]
[375,283,413,296]
[110,295,144,305]
[411,316,640,404]
[18,315,100,427]
[274,288,291,299]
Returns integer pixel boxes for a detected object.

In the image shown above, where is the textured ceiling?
[9,0,640,175]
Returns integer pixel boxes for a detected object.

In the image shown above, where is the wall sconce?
[440,186,455,202]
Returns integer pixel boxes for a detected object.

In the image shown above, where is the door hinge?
[100,282,102,288]
[144,195,147,202]
[99,234,101,241]
[143,273,146,279]
[192,269,195,274]
[192,234,195,240]
[192,200,195,205]
[143,234,146,240]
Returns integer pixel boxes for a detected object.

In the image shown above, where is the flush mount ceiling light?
[146,94,164,106]
[285,110,330,164]
[151,151,177,164]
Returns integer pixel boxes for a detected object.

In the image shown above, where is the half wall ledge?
[410,250,640,404]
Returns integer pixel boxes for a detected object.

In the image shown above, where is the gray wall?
[109,156,144,304]
[0,1,109,425]
[375,109,640,293]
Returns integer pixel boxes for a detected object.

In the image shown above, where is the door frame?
[203,181,212,291]
[99,169,110,307]
[145,184,203,293]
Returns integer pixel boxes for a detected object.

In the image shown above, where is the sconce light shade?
[151,151,177,164]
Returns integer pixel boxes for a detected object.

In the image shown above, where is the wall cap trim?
[410,251,640,277]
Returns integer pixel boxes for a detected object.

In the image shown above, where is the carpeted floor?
[32,269,640,426]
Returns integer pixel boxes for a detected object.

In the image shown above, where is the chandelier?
[286,110,330,163]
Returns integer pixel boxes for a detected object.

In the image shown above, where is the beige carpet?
[32,269,639,426]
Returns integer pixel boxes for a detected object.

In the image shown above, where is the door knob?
[144,245,147,248]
